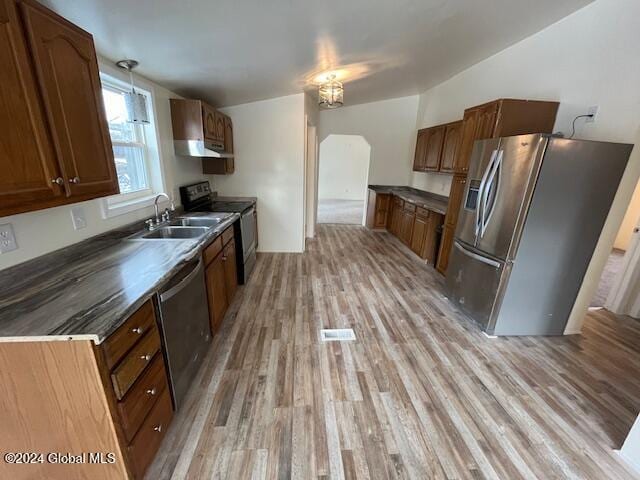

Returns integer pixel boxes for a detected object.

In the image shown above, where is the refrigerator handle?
[476,149,498,239]
[454,240,502,268]
[481,150,503,238]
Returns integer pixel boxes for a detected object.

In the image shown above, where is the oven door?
[240,207,256,260]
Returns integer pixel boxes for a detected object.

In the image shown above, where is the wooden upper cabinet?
[223,114,234,154]
[413,129,428,171]
[424,125,445,171]
[0,0,63,217]
[214,111,225,143]
[20,0,118,199]
[440,121,462,173]
[202,103,219,143]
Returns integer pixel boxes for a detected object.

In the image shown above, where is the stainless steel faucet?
[148,193,175,227]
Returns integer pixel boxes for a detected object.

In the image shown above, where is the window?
[101,82,151,196]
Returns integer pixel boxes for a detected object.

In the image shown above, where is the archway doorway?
[317,134,371,225]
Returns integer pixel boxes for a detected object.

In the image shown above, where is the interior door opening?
[316,134,371,225]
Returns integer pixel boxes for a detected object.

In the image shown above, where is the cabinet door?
[205,253,228,335]
[400,211,415,245]
[223,115,234,153]
[202,103,218,143]
[20,0,118,199]
[440,122,462,173]
[455,109,480,174]
[374,194,390,228]
[223,239,238,304]
[424,126,445,171]
[215,111,225,143]
[0,0,64,217]
[444,175,466,228]
[425,212,443,264]
[413,130,428,171]
[410,212,428,257]
[476,102,498,140]
[436,224,455,275]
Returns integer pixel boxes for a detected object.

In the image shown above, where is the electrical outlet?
[71,206,87,230]
[0,224,18,253]
[586,106,598,123]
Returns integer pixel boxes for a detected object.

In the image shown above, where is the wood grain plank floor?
[146,225,640,480]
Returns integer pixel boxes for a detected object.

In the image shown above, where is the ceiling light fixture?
[115,59,150,124]
[318,74,344,109]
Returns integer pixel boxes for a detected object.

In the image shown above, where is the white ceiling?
[43,0,594,108]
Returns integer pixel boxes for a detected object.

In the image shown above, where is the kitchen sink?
[140,226,209,240]
[169,217,221,227]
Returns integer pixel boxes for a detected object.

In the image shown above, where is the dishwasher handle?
[160,259,204,303]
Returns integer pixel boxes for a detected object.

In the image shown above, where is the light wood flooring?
[147,225,640,480]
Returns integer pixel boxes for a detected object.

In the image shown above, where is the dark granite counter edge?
[0,213,240,344]
[369,185,449,215]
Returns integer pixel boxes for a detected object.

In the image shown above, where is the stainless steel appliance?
[157,258,211,409]
[180,181,257,283]
[446,134,633,336]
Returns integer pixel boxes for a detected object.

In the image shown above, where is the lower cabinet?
[366,190,390,229]
[410,209,429,255]
[436,224,456,275]
[204,225,238,335]
[399,208,415,245]
[0,298,174,479]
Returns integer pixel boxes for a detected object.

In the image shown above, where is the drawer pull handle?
[69,176,80,184]
[140,354,152,362]
[146,387,157,396]
[132,327,144,334]
[153,425,163,433]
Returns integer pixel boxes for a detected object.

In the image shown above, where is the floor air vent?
[320,328,356,342]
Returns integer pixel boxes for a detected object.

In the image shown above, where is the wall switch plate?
[0,224,18,253]
[586,106,598,123]
[70,206,87,230]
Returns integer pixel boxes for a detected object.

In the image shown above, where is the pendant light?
[318,74,344,109]
[115,59,150,124]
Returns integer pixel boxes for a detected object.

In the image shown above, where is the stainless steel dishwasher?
[157,257,211,410]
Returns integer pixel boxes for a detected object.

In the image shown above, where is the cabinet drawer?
[127,388,173,480]
[117,353,169,443]
[404,202,416,213]
[417,207,430,219]
[111,328,161,400]
[222,226,234,245]
[203,236,223,266]
[102,301,157,370]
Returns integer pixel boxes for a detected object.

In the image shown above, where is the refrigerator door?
[474,134,547,261]
[456,138,501,246]
[445,239,506,330]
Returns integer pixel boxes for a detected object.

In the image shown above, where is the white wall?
[407,0,640,333]
[217,94,306,253]
[318,135,370,201]
[620,414,640,474]
[318,95,419,187]
[0,58,206,271]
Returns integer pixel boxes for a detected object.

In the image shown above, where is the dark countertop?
[0,212,240,344]
[368,185,449,215]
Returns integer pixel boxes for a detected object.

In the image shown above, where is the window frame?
[98,68,168,219]
[101,79,153,201]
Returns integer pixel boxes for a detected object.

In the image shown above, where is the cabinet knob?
[146,387,157,396]
[69,176,80,184]
[51,177,64,185]
[131,327,144,335]
[140,354,152,362]
[153,424,163,433]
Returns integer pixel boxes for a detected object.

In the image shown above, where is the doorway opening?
[317,134,371,225]
[591,178,640,310]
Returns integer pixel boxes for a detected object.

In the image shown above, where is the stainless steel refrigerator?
[446,134,633,336]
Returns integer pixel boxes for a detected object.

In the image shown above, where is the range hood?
[173,140,234,159]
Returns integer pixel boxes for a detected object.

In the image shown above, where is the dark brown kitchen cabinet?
[205,253,227,334]
[436,98,559,275]
[365,190,390,230]
[204,226,238,335]
[412,129,429,171]
[424,125,445,171]
[0,0,118,218]
[440,121,463,173]
[222,238,238,304]
[410,209,428,256]
[399,207,415,245]
[170,99,235,175]
[412,121,461,173]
